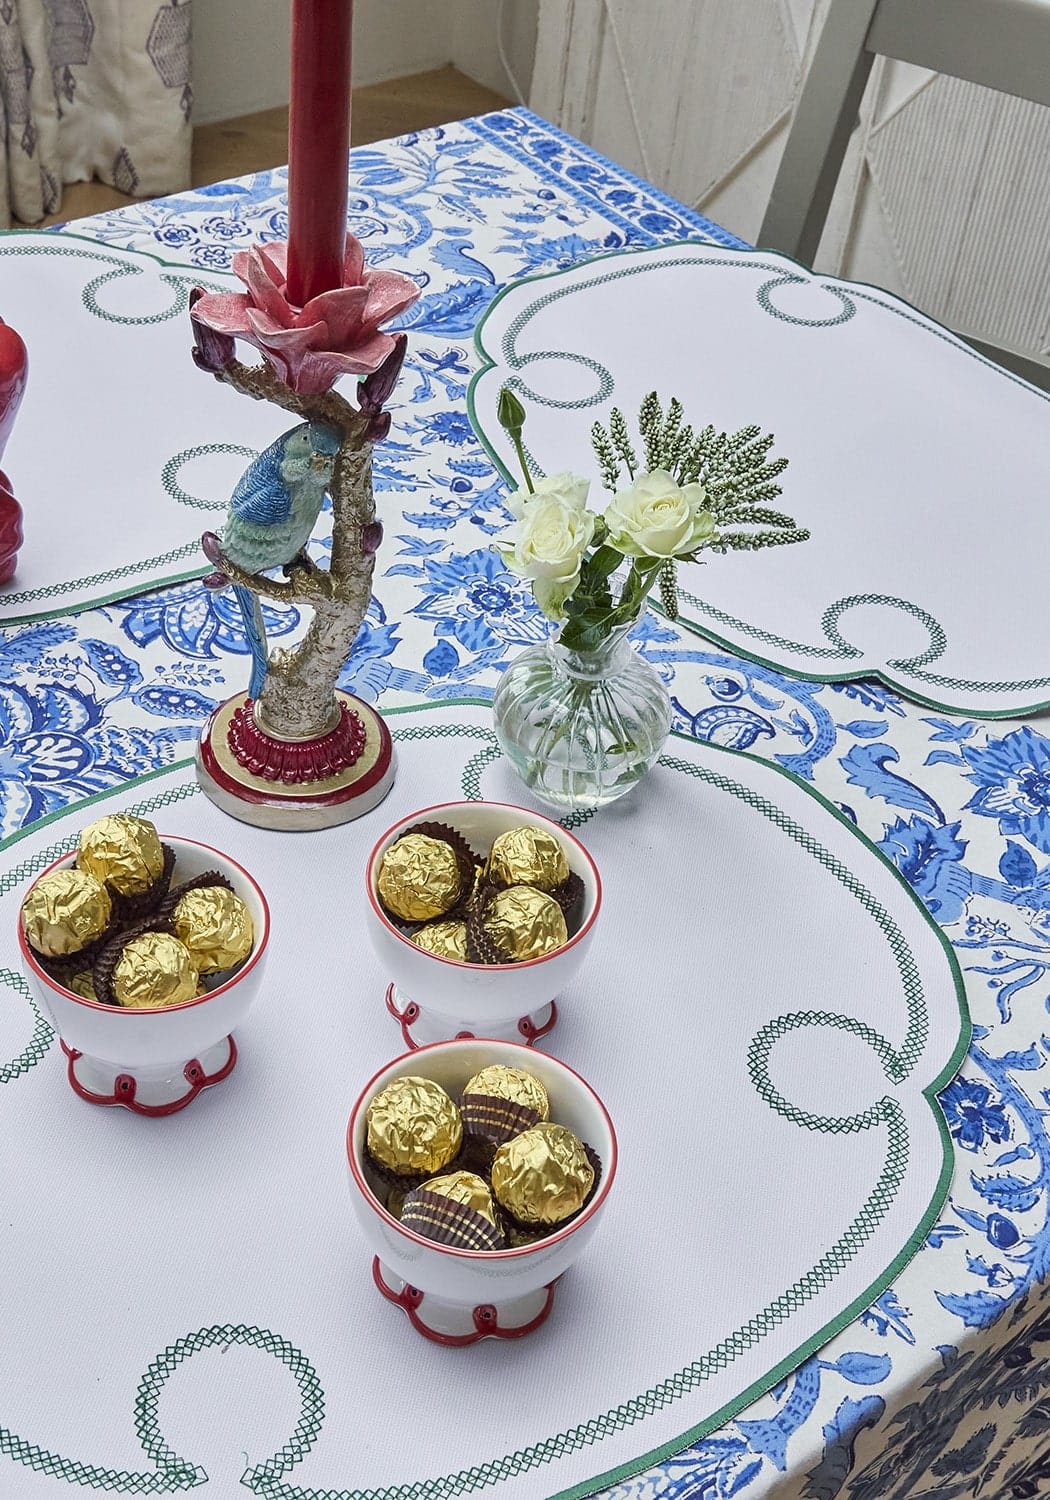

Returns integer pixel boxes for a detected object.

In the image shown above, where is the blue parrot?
[209,420,341,699]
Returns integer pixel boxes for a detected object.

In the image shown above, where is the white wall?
[530,0,1050,366]
[452,0,537,103]
[193,1,538,127]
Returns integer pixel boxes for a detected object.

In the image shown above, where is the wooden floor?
[25,66,510,229]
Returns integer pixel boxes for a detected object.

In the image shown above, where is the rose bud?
[358,332,408,413]
[361,521,383,556]
[189,288,236,372]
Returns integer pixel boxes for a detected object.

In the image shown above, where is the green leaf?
[497,385,526,435]
[565,583,605,613]
[558,606,620,652]
[584,545,623,582]
[618,562,660,616]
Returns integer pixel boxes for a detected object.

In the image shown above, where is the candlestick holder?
[188,238,418,830]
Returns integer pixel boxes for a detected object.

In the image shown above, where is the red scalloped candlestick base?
[227,697,366,781]
[196,688,395,830]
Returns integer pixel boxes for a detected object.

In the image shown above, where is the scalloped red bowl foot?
[384,983,558,1049]
[60,1035,237,1114]
[371,1258,559,1343]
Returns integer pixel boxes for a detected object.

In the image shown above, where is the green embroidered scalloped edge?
[466,240,1050,719]
[0,702,970,1497]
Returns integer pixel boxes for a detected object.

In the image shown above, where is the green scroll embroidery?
[162,445,260,512]
[135,1325,324,1492]
[0,723,957,1497]
[0,970,53,1082]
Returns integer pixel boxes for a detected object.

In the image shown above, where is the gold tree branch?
[210,358,368,442]
[207,544,336,605]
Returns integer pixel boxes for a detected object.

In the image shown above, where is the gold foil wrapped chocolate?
[21,869,112,958]
[486,827,570,892]
[66,970,99,1001]
[377,834,463,922]
[76,814,164,897]
[400,1170,506,1250]
[481,885,568,962]
[464,1065,550,1120]
[173,886,254,974]
[418,1170,499,1226]
[505,1222,547,1248]
[386,1183,408,1219]
[410,920,468,961]
[366,1075,463,1176]
[491,1121,595,1226]
[111,931,200,1009]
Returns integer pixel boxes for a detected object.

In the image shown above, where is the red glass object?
[0,318,27,585]
[286,0,353,307]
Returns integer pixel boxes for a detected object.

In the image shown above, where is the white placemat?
[468,242,1050,719]
[0,702,967,1499]
[0,233,316,623]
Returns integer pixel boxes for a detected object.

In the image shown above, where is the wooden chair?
[758,0,1050,389]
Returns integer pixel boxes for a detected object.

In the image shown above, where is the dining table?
[1,106,1049,1500]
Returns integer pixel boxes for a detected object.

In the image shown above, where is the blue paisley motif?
[0,680,194,833]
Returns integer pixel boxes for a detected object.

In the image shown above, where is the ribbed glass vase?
[493,620,672,812]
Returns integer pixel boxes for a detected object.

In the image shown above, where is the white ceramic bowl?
[365,801,601,1047]
[18,836,269,1115]
[347,1038,617,1342]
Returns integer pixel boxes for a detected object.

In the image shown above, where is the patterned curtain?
[0,0,192,228]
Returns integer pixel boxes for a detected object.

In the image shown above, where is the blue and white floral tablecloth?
[2,109,1050,1499]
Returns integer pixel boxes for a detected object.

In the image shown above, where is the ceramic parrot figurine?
[207,420,341,698]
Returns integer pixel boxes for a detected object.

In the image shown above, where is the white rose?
[505,471,591,521]
[497,475,596,621]
[603,469,716,559]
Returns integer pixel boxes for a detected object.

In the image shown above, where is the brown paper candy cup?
[27,912,119,980]
[362,1145,429,1194]
[501,1219,549,1248]
[581,1142,603,1211]
[460,1093,543,1147]
[440,1140,498,1180]
[400,1187,506,1251]
[464,888,507,964]
[551,869,585,931]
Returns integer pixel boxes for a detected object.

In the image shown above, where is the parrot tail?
[233,584,268,700]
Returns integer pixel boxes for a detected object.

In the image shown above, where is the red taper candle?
[286,0,353,307]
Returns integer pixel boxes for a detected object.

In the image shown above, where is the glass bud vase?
[493,619,672,812]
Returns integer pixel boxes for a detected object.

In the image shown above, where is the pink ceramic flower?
[190,237,419,396]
